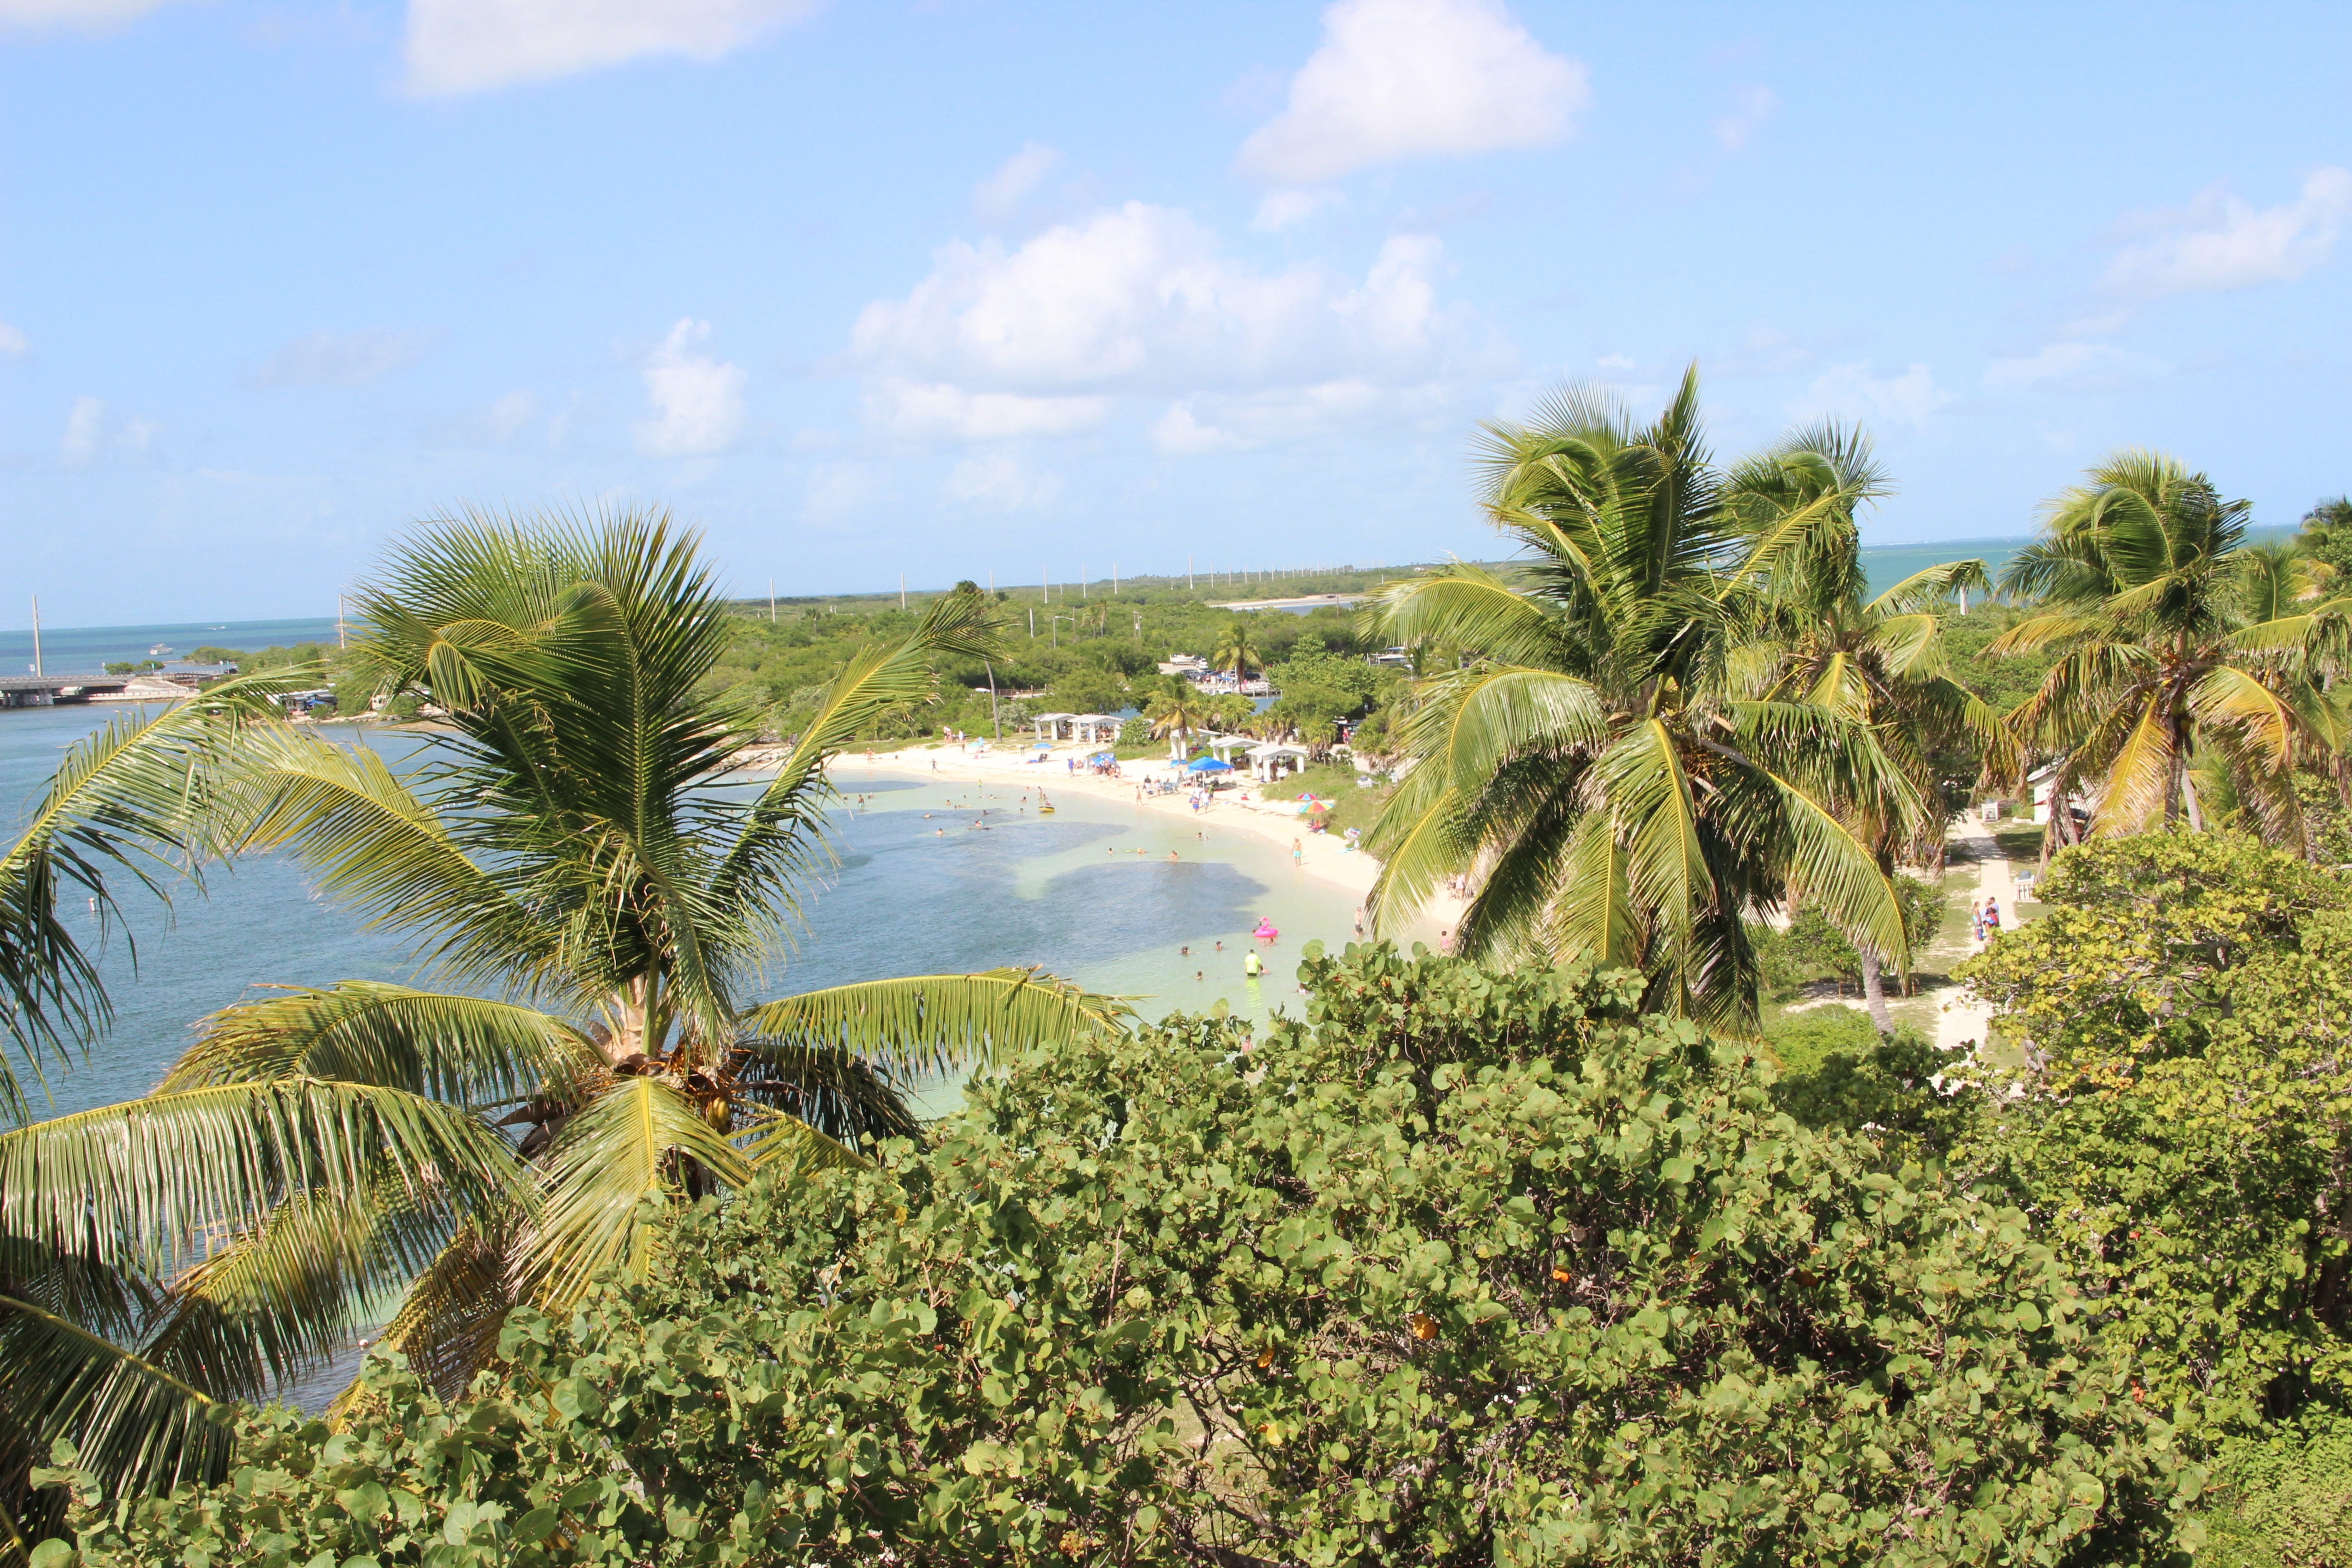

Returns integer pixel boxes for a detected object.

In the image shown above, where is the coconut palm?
[1723,426,2016,1029]
[1212,621,1259,685]
[1145,686,1209,758]
[0,512,1123,1550]
[0,677,521,1556]
[1362,371,1920,1029]
[1994,451,2350,856]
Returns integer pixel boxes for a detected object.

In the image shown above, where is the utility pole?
[1187,556,1194,591]
[1080,565,1086,602]
[984,659,1001,739]
[29,595,40,676]
[769,578,776,622]
[900,574,907,612]
[1029,607,1036,639]
[1042,567,1049,605]
[1112,562,1119,595]
[337,595,347,651]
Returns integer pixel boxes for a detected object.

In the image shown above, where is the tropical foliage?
[0,511,1123,1553]
[1950,832,2352,1564]
[1993,451,2351,856]
[39,945,2200,1566]
[1361,371,1924,1029]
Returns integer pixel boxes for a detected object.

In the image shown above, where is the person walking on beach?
[1984,896,2002,938]
[1970,897,1985,943]
[1291,838,1303,866]
[1353,905,1365,938]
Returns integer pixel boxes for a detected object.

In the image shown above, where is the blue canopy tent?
[1186,757,1233,774]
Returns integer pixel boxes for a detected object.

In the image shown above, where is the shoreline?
[747,738,1469,933]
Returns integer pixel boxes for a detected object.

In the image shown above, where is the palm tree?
[1146,686,1208,759]
[0,677,514,1556]
[0,511,1122,1549]
[1362,370,1921,1029]
[1212,620,1259,686]
[1724,427,2016,1029]
[1994,451,2348,857]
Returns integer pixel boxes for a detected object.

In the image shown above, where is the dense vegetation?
[5,386,2352,1562]
[37,947,2204,1565]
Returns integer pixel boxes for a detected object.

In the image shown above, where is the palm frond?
[164,983,599,1104]
[0,676,285,1122]
[0,1079,519,1277]
[520,1075,749,1312]
[0,1290,229,1518]
[739,968,1131,1086]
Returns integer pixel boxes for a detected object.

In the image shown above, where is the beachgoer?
[1244,950,1263,978]
[1984,897,2002,935]
[1292,838,1303,866]
[1180,946,1190,956]
[1353,906,1365,937]
[1168,850,1180,861]
[1214,940,1223,952]
[1195,970,1204,981]
[1440,928,1454,955]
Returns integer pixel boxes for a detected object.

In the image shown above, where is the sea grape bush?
[39,946,2202,1564]
[1953,832,2352,1441]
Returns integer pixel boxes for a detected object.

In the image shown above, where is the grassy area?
[1257,762,1391,838]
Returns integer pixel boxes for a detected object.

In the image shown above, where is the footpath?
[1927,814,2021,1055]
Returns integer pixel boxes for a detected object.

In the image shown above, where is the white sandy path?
[808,740,1470,934]
[1930,815,2019,1055]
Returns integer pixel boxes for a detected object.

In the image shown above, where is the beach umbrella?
[1187,757,1232,773]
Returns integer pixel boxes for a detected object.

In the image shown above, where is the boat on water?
[149,643,173,657]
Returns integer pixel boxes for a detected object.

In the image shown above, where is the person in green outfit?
[1243,949,1263,979]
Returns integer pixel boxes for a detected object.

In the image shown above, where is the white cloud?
[864,380,1107,441]
[1235,0,1588,184]
[59,395,158,467]
[0,322,27,357]
[427,389,541,447]
[251,328,436,387]
[2101,167,2352,298]
[1984,341,2168,394]
[853,202,1474,400]
[973,142,1062,228]
[1250,187,1344,233]
[403,0,823,96]
[1711,85,1778,152]
[0,0,180,29]
[1797,363,1952,431]
[1150,379,1406,454]
[635,318,746,457]
[944,453,1061,510]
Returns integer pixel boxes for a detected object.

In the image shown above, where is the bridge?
[0,675,131,709]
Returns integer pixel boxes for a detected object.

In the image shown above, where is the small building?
[1156,654,1208,677]
[1245,741,1313,782]
[1030,712,1120,744]
[2028,762,2085,825]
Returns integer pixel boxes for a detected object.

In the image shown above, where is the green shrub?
[44,947,2200,1565]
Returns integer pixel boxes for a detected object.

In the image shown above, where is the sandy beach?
[741,736,1469,936]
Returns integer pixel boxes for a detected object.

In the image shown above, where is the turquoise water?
[0,707,1357,1124]
[0,616,344,678]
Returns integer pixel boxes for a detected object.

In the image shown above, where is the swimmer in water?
[1180,946,1190,956]
[1168,850,1180,861]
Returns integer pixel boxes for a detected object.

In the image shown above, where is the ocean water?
[0,706,1360,1127]
[0,617,344,678]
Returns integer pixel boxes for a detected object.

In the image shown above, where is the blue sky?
[3,0,2348,625]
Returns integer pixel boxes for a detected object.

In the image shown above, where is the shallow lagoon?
[0,706,1358,1122]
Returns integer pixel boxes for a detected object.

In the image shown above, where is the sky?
[2,0,2348,626]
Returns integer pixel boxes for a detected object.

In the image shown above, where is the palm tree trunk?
[1859,947,1894,1035]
